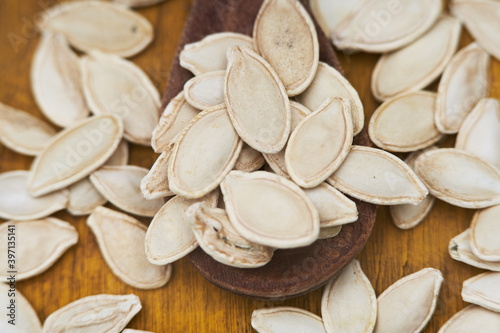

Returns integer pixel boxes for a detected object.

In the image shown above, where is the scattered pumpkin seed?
[0,283,41,333]
[438,305,500,333]
[462,272,500,313]
[449,229,500,271]
[252,307,326,333]
[470,205,500,261]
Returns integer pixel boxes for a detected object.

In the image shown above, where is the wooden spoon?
[163,0,376,301]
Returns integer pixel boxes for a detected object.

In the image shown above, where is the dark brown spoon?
[163,0,377,300]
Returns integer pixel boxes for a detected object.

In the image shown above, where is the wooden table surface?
[0,0,498,332]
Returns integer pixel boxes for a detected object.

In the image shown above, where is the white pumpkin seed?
[113,0,165,8]
[221,171,319,249]
[28,114,123,197]
[0,284,41,333]
[40,1,153,57]
[106,140,129,166]
[318,225,342,240]
[322,259,376,333]
[456,98,500,170]
[43,294,141,333]
[414,148,500,208]
[31,31,89,128]
[449,229,500,271]
[234,144,266,172]
[168,104,242,199]
[81,51,160,146]
[369,91,444,152]
[88,207,172,289]
[462,272,500,312]
[252,307,326,333]
[371,15,461,101]
[310,0,368,38]
[435,43,490,134]
[0,219,77,281]
[91,165,164,217]
[145,192,218,266]
[438,305,500,333]
[187,203,274,268]
[253,0,319,96]
[68,178,107,216]
[286,97,353,188]
[296,62,364,136]
[180,32,253,75]
[225,46,291,154]
[184,70,225,109]
[152,91,199,153]
[0,171,68,220]
[141,145,174,200]
[470,205,500,261]
[328,146,428,205]
[374,268,443,333]
[332,0,442,53]
[0,102,56,156]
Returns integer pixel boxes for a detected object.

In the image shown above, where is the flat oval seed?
[81,52,160,146]
[253,0,319,96]
[296,62,364,135]
[141,145,174,200]
[286,97,353,188]
[169,104,242,199]
[438,305,500,333]
[414,148,500,208]
[449,229,500,271]
[462,272,500,312]
[470,205,500,261]
[28,114,123,197]
[0,284,41,333]
[225,46,291,154]
[152,91,199,153]
[91,165,164,217]
[234,144,266,172]
[88,207,171,289]
[68,178,107,216]
[374,268,443,333]
[456,98,500,170]
[180,32,253,75]
[184,71,225,109]
[369,92,444,152]
[40,1,153,57]
[252,307,326,333]
[435,43,490,134]
[43,294,141,333]
[106,140,129,166]
[0,171,68,220]
[328,146,428,205]
[310,0,368,38]
[322,259,377,333]
[318,225,342,240]
[372,15,461,101]
[221,171,319,249]
[0,102,56,156]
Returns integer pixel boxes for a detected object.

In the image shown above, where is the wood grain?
[0,0,498,331]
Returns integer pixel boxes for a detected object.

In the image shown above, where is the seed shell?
[470,205,500,261]
[449,229,500,271]
[462,272,500,313]
[438,305,500,333]
[184,70,225,110]
[141,145,175,200]
[252,307,326,333]
[318,225,342,240]
[310,0,368,38]
[233,144,266,172]
[0,283,41,332]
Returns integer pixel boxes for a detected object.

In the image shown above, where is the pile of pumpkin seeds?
[1,0,500,331]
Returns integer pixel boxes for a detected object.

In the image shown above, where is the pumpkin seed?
[0,102,56,156]
[296,62,364,136]
[68,178,107,216]
[462,272,500,312]
[187,203,274,268]
[106,140,129,166]
[449,229,500,271]
[234,144,265,172]
[141,145,174,200]
[91,165,164,217]
[322,259,377,333]
[414,148,500,208]
[0,283,41,333]
[184,71,225,109]
[456,98,500,170]
[145,192,218,266]
[438,305,500,333]
[253,0,319,96]
[168,104,242,199]
[252,307,326,333]
[332,0,442,53]
[328,146,428,205]
[28,114,123,197]
[374,268,443,333]
[40,1,153,57]
[0,171,68,220]
[225,46,291,154]
[113,0,165,8]
[470,205,500,261]
[310,0,368,38]
[151,91,199,153]
[286,97,353,188]
[43,294,142,333]
[221,171,319,248]
[88,207,172,289]
[369,91,443,152]
[180,32,253,75]
[81,51,160,146]
[318,225,342,240]
[371,15,461,101]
